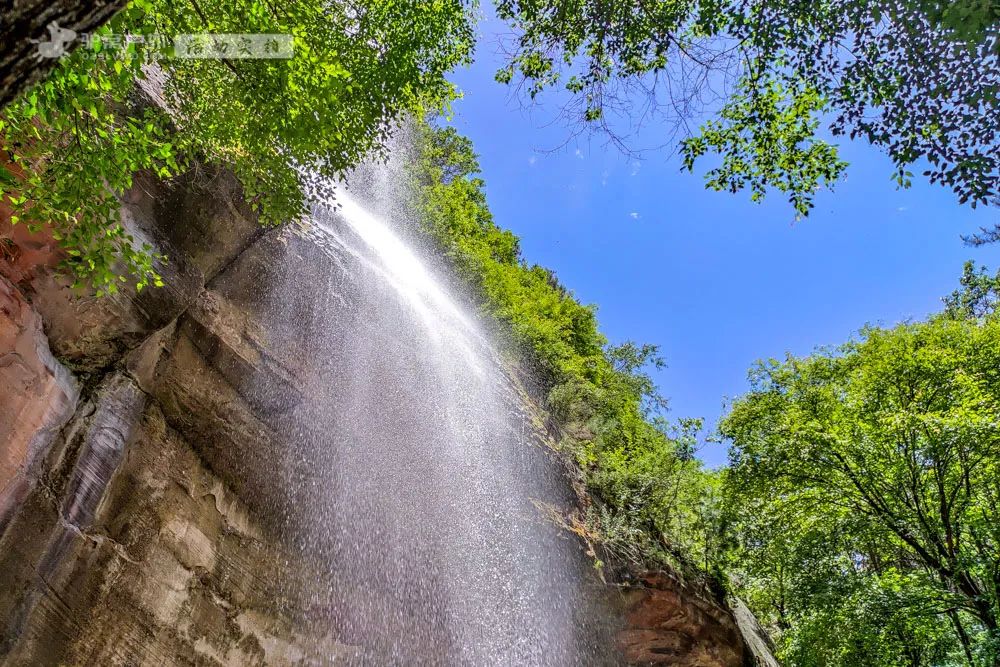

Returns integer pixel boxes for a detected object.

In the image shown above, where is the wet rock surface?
[616,574,745,667]
[0,164,765,665]
[0,168,328,666]
[0,273,77,531]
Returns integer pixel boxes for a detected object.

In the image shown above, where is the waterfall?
[249,184,614,664]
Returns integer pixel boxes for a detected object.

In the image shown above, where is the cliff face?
[617,574,746,666]
[0,165,756,666]
[0,168,351,665]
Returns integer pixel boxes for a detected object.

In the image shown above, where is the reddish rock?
[0,219,63,288]
[0,275,77,525]
[0,157,64,288]
[618,573,745,666]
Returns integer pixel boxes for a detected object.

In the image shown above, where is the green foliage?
[0,38,175,294]
[944,260,1000,319]
[0,0,473,292]
[915,0,1000,46]
[495,0,1000,219]
[722,284,1000,664]
[680,75,847,218]
[410,120,720,576]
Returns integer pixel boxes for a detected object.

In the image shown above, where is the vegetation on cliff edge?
[409,119,1000,665]
[0,0,473,292]
[410,120,725,581]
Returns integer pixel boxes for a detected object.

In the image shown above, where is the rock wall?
[616,574,745,666]
[0,163,764,665]
[0,275,77,529]
[0,167,350,665]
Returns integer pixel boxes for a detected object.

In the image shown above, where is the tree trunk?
[947,609,976,667]
[1,0,126,109]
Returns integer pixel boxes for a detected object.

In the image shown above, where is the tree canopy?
[0,0,473,292]
[495,0,1000,221]
[722,275,1000,664]
[4,0,998,290]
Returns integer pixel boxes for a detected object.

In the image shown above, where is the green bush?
[0,0,473,292]
[410,120,721,578]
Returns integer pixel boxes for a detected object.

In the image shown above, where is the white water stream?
[257,184,613,664]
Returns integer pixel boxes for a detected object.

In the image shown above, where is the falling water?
[224,164,617,664]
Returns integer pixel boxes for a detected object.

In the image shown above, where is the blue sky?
[445,20,1000,467]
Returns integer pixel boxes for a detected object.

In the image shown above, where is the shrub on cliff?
[409,120,724,579]
[0,0,473,293]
